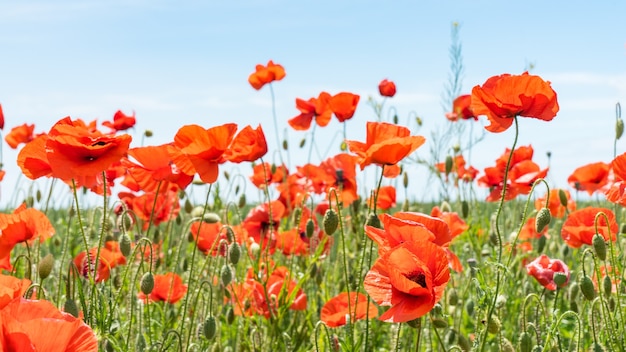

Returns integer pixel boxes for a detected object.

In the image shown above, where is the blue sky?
[1,1,625,207]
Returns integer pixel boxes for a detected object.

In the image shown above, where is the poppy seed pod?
[535,208,551,233]
[141,272,155,295]
[323,209,339,235]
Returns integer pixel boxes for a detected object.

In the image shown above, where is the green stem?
[479,117,519,351]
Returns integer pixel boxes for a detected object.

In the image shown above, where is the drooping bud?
[365,213,382,229]
[228,243,241,265]
[203,315,217,340]
[238,194,246,208]
[203,213,221,224]
[592,233,607,261]
[440,201,452,213]
[144,130,153,137]
[535,208,551,233]
[38,253,54,280]
[282,139,288,150]
[119,233,132,257]
[299,138,306,148]
[486,315,501,334]
[616,117,624,140]
[305,218,315,238]
[184,198,193,214]
[220,265,233,286]
[580,275,596,300]
[518,331,532,352]
[403,171,408,188]
[141,272,155,295]
[323,209,339,235]
[603,275,613,298]
[553,272,568,288]
[558,189,569,207]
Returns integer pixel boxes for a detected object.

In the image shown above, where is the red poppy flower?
[446,95,477,121]
[0,205,55,270]
[0,104,4,130]
[378,79,396,98]
[535,189,576,219]
[471,72,559,133]
[17,117,131,189]
[0,274,31,309]
[0,298,98,351]
[345,121,425,169]
[137,272,187,304]
[266,266,307,312]
[435,155,478,184]
[329,92,360,122]
[224,125,268,163]
[102,110,136,132]
[526,255,570,290]
[430,206,468,239]
[73,241,126,283]
[123,144,193,193]
[190,221,230,256]
[242,200,286,252]
[169,123,237,184]
[364,240,450,322]
[248,60,286,90]
[276,173,310,212]
[321,292,378,328]
[561,207,618,248]
[228,277,266,317]
[5,124,35,149]
[368,185,396,211]
[249,162,288,189]
[606,152,626,205]
[568,162,610,196]
[319,153,358,206]
[288,92,332,131]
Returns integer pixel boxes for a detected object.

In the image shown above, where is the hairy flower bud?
[38,253,54,280]
[203,315,217,340]
[323,209,339,235]
[580,275,596,300]
[592,233,607,261]
[141,272,155,295]
[119,233,132,257]
[535,208,551,233]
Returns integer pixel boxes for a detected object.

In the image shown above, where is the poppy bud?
[569,281,580,301]
[64,299,79,318]
[340,141,347,151]
[535,208,551,233]
[144,130,153,137]
[580,275,596,300]
[616,117,624,140]
[603,275,613,297]
[592,343,606,352]
[225,306,235,325]
[203,213,221,224]
[465,300,475,316]
[249,242,260,258]
[323,209,339,235]
[444,155,453,175]
[519,332,532,352]
[485,315,501,334]
[432,318,448,329]
[282,139,288,150]
[299,138,306,148]
[558,189,569,207]
[220,265,233,286]
[238,194,246,208]
[36,190,41,203]
[119,233,132,257]
[224,170,230,181]
[440,201,452,213]
[228,243,240,265]
[38,253,54,280]
[184,199,193,214]
[203,315,217,340]
[537,235,547,253]
[447,288,459,306]
[592,233,607,261]
[305,218,315,238]
[393,114,398,124]
[416,116,423,126]
[141,272,155,295]
[190,206,205,219]
[234,185,240,194]
[403,171,409,188]
[621,223,626,235]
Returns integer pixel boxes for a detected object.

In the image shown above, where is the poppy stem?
[71,179,94,283]
[479,116,519,351]
[269,83,285,166]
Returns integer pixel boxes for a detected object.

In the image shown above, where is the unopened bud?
[592,233,607,261]
[141,272,155,295]
[299,138,306,148]
[485,315,501,334]
[305,218,315,238]
[365,213,382,229]
[580,275,596,300]
[535,208,551,233]
[553,272,568,288]
[323,209,339,235]
[220,265,233,286]
[238,194,246,208]
[203,213,221,224]
[203,315,217,340]
[558,189,568,207]
[184,198,193,213]
[119,233,132,257]
[64,299,79,318]
[603,275,613,297]
[144,130,153,137]
[444,155,453,175]
[282,139,288,150]
[38,253,54,280]
[228,243,241,265]
[440,201,452,213]
[616,118,624,140]
[403,171,408,188]
[519,332,532,352]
